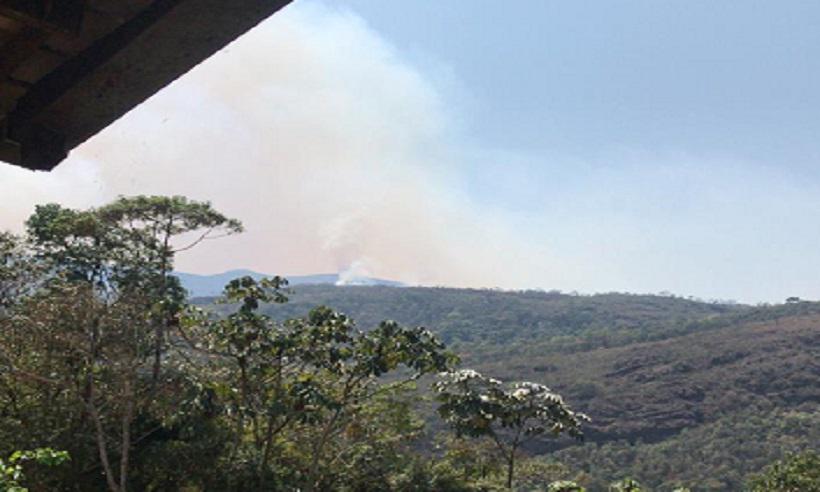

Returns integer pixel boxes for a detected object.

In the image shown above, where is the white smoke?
[335,259,372,286]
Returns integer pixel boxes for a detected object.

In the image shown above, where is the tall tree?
[0,448,69,492]
[748,451,820,492]
[1,196,241,492]
[26,196,243,384]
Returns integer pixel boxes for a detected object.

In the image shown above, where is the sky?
[2,0,820,303]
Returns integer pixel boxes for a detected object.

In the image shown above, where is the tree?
[436,434,502,484]
[0,448,68,492]
[181,276,458,490]
[434,369,589,489]
[1,282,168,492]
[747,451,820,492]
[548,481,586,492]
[25,196,242,384]
[0,196,241,492]
[0,233,30,310]
[609,478,642,491]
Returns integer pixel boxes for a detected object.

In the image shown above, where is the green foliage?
[435,369,588,488]
[548,480,586,492]
[747,451,820,492]
[437,435,503,484]
[2,195,818,491]
[282,284,814,490]
[511,459,573,491]
[24,196,240,300]
[389,457,479,492]
[0,448,68,492]
[553,408,820,490]
[608,478,642,491]
[2,196,466,491]
[0,233,26,309]
[182,275,458,490]
[435,370,588,442]
[0,196,242,492]
[197,282,820,490]
[234,285,745,354]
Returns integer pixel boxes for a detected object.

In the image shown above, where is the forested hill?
[195,285,819,490]
[541,311,819,489]
[196,285,745,351]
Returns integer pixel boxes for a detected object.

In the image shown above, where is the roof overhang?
[1,0,292,171]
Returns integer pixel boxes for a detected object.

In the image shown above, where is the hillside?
[498,313,819,490]
[196,284,746,352]
[194,284,819,490]
[530,314,818,440]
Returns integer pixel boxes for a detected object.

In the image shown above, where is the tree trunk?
[87,397,121,492]
[86,317,121,492]
[152,225,173,385]
[506,454,515,489]
[120,377,134,492]
[306,409,343,492]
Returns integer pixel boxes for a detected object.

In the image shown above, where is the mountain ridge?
[176,269,404,297]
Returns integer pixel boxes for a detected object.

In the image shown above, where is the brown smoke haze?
[0,4,562,289]
[5,3,817,302]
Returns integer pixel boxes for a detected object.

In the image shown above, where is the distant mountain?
[175,269,403,297]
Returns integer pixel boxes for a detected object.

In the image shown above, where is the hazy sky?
[2,1,820,303]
